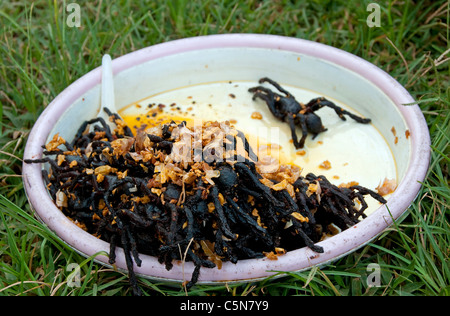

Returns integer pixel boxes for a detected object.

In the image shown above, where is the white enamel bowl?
[22,34,430,284]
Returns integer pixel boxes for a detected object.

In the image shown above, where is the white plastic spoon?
[98,54,120,130]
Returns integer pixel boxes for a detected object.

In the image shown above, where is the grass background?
[0,0,448,296]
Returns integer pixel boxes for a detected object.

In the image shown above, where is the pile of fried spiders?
[25,78,386,295]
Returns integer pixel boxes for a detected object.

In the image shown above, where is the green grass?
[0,0,448,296]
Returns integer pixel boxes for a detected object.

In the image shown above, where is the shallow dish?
[22,34,430,284]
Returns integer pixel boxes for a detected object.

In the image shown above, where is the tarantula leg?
[306,97,371,124]
[121,208,152,228]
[291,220,324,253]
[72,117,114,144]
[286,114,307,149]
[108,234,117,264]
[120,231,143,296]
[166,202,179,246]
[214,230,238,263]
[185,264,201,290]
[147,134,174,153]
[183,248,216,290]
[187,247,216,269]
[286,114,298,148]
[285,114,308,149]
[147,134,165,143]
[350,192,369,220]
[239,187,264,200]
[189,179,207,203]
[210,186,238,240]
[41,169,57,196]
[294,185,316,224]
[346,185,387,221]
[225,196,267,235]
[24,156,58,170]
[321,197,357,227]
[125,227,142,267]
[349,185,387,204]
[233,162,284,207]
[307,174,353,206]
[183,205,195,241]
[248,86,284,119]
[258,77,292,97]
[236,130,258,162]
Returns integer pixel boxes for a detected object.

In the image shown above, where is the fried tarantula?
[248,77,371,149]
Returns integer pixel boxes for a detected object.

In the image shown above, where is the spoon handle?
[101,54,115,112]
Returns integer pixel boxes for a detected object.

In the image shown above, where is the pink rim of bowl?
[22,34,430,284]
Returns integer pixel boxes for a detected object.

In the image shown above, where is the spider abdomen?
[305,113,326,135]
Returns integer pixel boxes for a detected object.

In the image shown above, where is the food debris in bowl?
[25,96,387,294]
